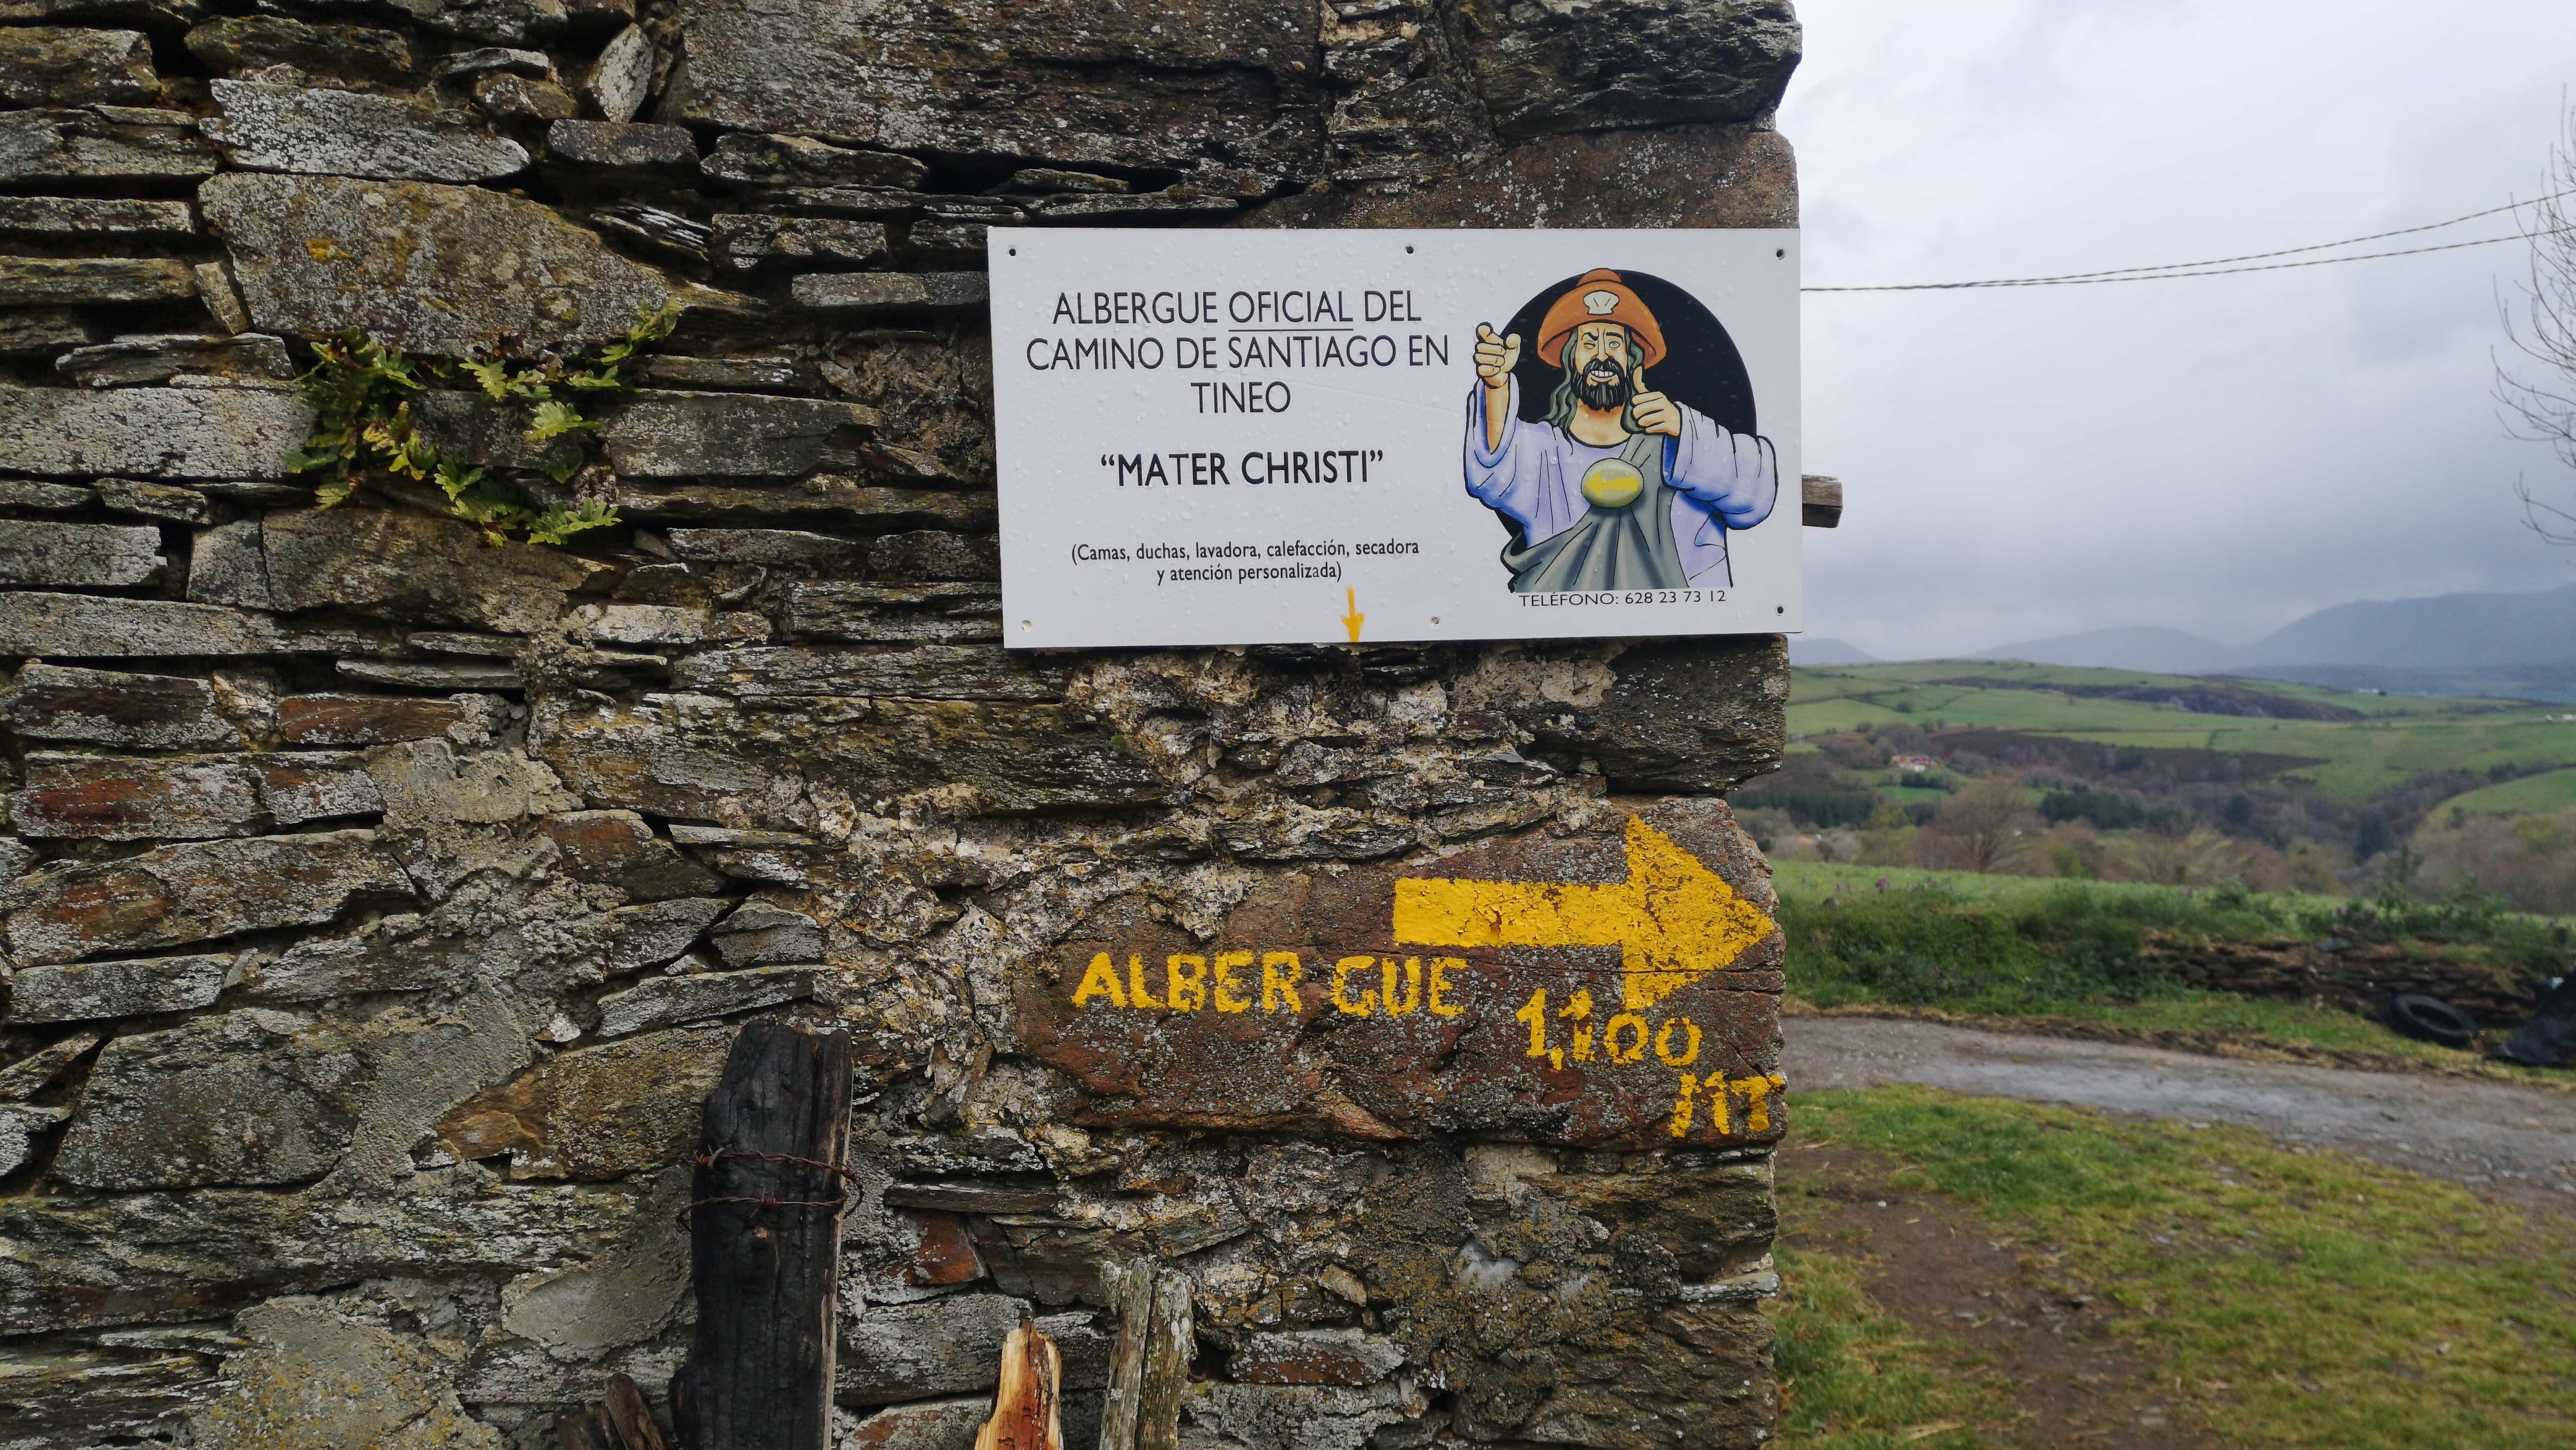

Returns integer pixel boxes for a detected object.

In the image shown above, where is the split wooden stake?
[1097,1260,1193,1450]
[976,1322,1064,1450]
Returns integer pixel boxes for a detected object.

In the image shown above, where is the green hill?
[1788,661,2573,800]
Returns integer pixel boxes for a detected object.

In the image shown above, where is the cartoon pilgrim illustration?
[1464,268,1778,592]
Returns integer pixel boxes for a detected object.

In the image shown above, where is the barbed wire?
[1804,188,2576,293]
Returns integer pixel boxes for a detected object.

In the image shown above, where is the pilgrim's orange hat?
[1536,269,1666,369]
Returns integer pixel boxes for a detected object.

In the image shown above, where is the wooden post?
[555,1374,673,1450]
[976,1322,1063,1450]
[670,1022,856,1450]
[1800,474,1844,529]
[1096,1261,1193,1450]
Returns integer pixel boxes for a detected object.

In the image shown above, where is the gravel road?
[1784,1015,2576,1201]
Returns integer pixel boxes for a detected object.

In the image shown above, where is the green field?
[1788,662,2576,800]
[2437,765,2576,816]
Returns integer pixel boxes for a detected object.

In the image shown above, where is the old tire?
[2387,993,2479,1050]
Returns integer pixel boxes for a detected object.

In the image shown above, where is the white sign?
[988,229,1800,649]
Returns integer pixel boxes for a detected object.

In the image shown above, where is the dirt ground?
[1775,1016,2576,1446]
[1783,1015,2576,1212]
[1781,1138,2223,1450]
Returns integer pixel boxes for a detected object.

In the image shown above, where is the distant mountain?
[2234,584,2576,667]
[1790,637,1877,665]
[1967,625,2234,674]
[2220,663,2576,704]
[1969,584,2576,676]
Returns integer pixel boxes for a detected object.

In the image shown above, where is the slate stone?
[434,1023,730,1178]
[870,530,1000,582]
[5,952,231,1022]
[0,663,247,748]
[184,16,419,84]
[1025,192,1238,223]
[11,755,261,840]
[592,964,842,1037]
[406,390,584,478]
[0,1104,72,1177]
[0,309,102,356]
[274,691,509,746]
[711,215,889,272]
[94,476,214,522]
[701,132,928,190]
[842,1396,989,1450]
[1179,1381,1423,1450]
[386,0,569,45]
[204,81,530,182]
[589,895,733,974]
[474,72,581,122]
[247,752,384,824]
[0,593,290,657]
[188,1300,505,1450]
[0,255,198,307]
[1,829,411,966]
[0,1032,103,1100]
[673,644,1065,702]
[600,390,880,478]
[657,0,1322,182]
[192,261,250,332]
[753,186,1020,224]
[0,383,311,479]
[0,195,194,238]
[253,506,598,632]
[0,521,165,588]
[535,809,726,899]
[630,353,808,391]
[1242,123,1797,232]
[57,333,293,388]
[583,23,654,122]
[0,0,200,23]
[903,219,988,265]
[545,119,696,170]
[0,478,97,512]
[1230,1330,1406,1387]
[586,200,709,261]
[199,172,699,359]
[610,480,993,530]
[335,660,522,691]
[530,691,1166,822]
[0,27,160,107]
[0,106,216,183]
[433,46,553,80]
[52,1009,364,1189]
[707,898,825,966]
[993,167,1129,194]
[664,527,867,571]
[781,582,1000,643]
[791,272,988,314]
[1449,0,1800,138]
[573,602,714,645]
[836,1293,1029,1406]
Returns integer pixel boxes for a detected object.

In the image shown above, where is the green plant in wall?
[285,299,682,546]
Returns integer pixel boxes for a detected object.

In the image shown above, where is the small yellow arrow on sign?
[1391,819,1776,1010]
[1339,587,1365,642]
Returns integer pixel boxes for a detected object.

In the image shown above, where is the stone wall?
[0,3,1801,1447]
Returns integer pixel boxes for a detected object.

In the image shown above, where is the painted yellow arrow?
[1391,819,1776,1010]
[1339,588,1365,642]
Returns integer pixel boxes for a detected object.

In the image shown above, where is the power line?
[1804,187,2576,293]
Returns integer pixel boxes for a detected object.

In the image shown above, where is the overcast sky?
[1785,0,2576,658]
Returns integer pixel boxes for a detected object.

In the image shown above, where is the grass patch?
[1792,1087,2576,1448]
[1768,1240,1996,1449]
[2437,765,2576,816]
[1770,862,2569,1012]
